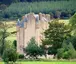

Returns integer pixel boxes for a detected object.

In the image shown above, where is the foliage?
[69,13,76,50]
[70,36,76,50]
[13,40,17,50]
[2,47,18,64]
[0,0,75,5]
[69,13,76,27]
[0,22,10,56]
[24,37,44,59]
[42,19,71,55]
[68,42,76,59]
[56,48,64,59]
[0,22,15,56]
[0,1,76,20]
[0,4,7,10]
[69,13,76,35]
[57,42,76,59]
[19,54,24,59]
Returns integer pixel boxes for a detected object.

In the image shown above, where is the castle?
[16,13,51,54]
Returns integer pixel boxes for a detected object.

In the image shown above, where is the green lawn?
[20,61,76,64]
[1,61,76,64]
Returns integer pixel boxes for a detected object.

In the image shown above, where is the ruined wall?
[17,13,50,54]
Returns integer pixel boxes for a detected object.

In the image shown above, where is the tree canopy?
[24,37,44,59]
[42,20,71,55]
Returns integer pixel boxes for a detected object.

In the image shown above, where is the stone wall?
[17,13,50,54]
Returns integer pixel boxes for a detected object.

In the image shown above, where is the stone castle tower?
[16,13,50,54]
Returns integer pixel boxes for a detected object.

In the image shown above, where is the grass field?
[5,21,16,43]
[0,61,76,64]
[18,61,76,64]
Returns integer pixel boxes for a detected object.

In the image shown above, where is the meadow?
[17,61,76,64]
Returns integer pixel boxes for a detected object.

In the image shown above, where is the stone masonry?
[16,13,50,54]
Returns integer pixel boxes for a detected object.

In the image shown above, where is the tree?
[42,19,71,56]
[54,11,61,19]
[0,22,9,56]
[69,13,76,50]
[24,37,44,59]
[57,48,64,59]
[69,13,76,35]
[0,22,15,56]
[68,42,76,59]
[2,47,18,64]
[0,4,7,10]
[12,0,20,3]
[57,42,76,59]
[70,36,76,50]
[69,13,76,27]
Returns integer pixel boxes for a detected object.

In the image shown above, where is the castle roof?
[20,21,24,28]
[17,19,24,28]
[17,13,50,28]
[17,19,20,26]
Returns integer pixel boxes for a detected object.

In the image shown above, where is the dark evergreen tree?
[24,37,44,59]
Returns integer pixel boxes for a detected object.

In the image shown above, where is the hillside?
[0,0,74,5]
[0,0,76,20]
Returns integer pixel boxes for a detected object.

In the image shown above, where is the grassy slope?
[7,27,16,41]
[5,21,16,43]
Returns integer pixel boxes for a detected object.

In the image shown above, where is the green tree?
[0,22,15,56]
[70,36,76,50]
[42,20,71,56]
[2,47,18,64]
[55,11,61,18]
[69,13,76,35]
[68,42,76,59]
[12,0,20,3]
[24,37,44,59]
[69,13,76,50]
[0,22,9,56]
[69,13,76,27]
[57,48,64,59]
[57,42,76,59]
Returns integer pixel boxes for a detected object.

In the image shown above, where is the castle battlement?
[16,13,50,54]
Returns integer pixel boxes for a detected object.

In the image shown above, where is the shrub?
[63,51,70,59]
[24,37,44,59]
[57,48,64,59]
[57,42,76,59]
[2,48,18,64]
[19,54,24,59]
